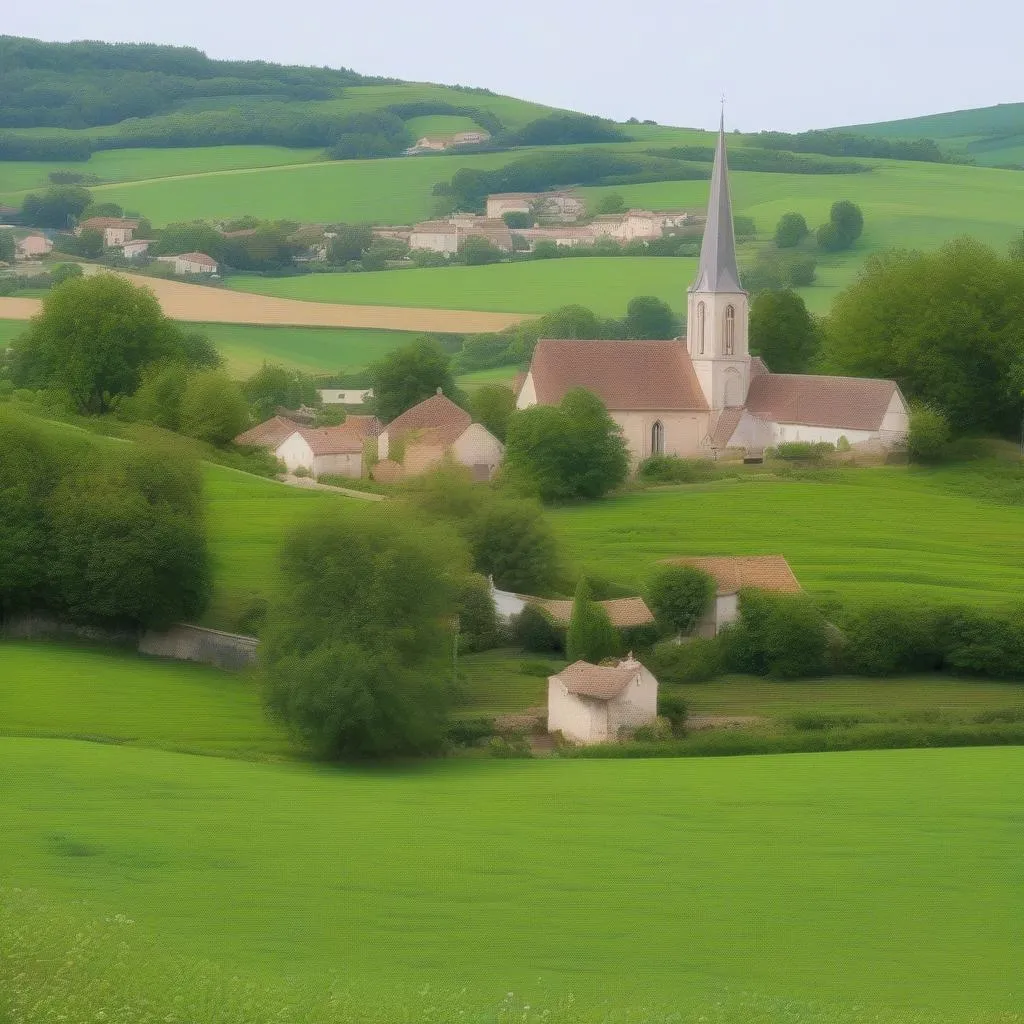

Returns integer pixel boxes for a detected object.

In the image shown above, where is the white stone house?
[158,252,218,275]
[516,117,909,460]
[275,426,364,478]
[409,220,459,255]
[76,217,139,247]
[15,234,52,259]
[318,388,374,406]
[120,239,153,258]
[660,554,802,637]
[548,657,658,745]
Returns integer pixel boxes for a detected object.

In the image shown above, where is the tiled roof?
[661,555,801,595]
[411,220,458,234]
[175,252,218,267]
[383,393,471,439]
[288,425,363,456]
[406,422,469,448]
[745,373,897,431]
[527,339,708,412]
[707,407,743,449]
[552,660,640,700]
[79,217,140,230]
[749,356,769,377]
[233,415,300,449]
[531,596,655,629]
[342,414,383,438]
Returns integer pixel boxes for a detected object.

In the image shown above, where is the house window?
[724,305,736,356]
[696,302,706,355]
[651,420,665,456]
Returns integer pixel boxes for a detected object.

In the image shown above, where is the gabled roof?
[690,116,742,294]
[79,216,140,230]
[745,373,898,431]
[552,660,641,700]
[530,596,655,629]
[233,415,300,449]
[284,425,363,456]
[411,220,458,234]
[175,252,218,267]
[661,555,801,595]
[707,407,744,449]
[382,393,471,439]
[526,339,708,412]
[342,414,383,438]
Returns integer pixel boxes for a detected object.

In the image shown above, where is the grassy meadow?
[2,737,1022,1022]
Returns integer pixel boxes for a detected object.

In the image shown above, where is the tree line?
[648,145,870,175]
[755,130,956,164]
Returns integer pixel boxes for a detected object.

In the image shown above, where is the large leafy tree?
[242,362,318,420]
[774,212,808,248]
[470,383,515,441]
[624,295,678,340]
[368,337,461,424]
[179,370,250,445]
[566,577,620,663]
[645,565,715,636]
[821,238,1024,435]
[505,388,630,502]
[749,289,820,373]
[261,509,468,759]
[10,274,186,414]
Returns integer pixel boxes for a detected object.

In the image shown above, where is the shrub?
[839,604,945,675]
[657,693,689,734]
[645,565,715,636]
[637,454,716,483]
[773,441,835,461]
[293,466,311,478]
[178,370,250,446]
[649,637,723,683]
[513,604,564,653]
[446,717,496,747]
[488,735,532,758]
[907,403,951,463]
[774,212,808,248]
[943,608,1024,679]
[566,577,621,663]
[457,573,500,653]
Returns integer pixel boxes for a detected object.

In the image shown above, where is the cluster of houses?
[404,130,491,155]
[234,390,504,484]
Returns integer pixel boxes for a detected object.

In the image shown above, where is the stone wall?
[138,624,258,671]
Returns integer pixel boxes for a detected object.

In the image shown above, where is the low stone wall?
[1,615,136,646]
[138,624,258,671]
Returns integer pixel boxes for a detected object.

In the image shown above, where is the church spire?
[690,113,743,293]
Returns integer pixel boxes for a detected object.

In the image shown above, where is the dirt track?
[0,272,531,334]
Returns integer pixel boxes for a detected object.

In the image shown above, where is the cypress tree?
[566,577,620,663]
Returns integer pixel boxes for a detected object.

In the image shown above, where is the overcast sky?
[5,0,1023,132]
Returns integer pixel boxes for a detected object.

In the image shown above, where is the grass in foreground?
[1,739,1022,1021]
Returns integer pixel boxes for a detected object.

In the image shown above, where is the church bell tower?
[686,115,750,410]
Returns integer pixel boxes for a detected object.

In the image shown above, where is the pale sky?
[5,0,1023,132]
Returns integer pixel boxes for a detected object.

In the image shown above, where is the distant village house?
[156,252,219,275]
[76,217,139,247]
[318,388,374,406]
[14,234,52,259]
[485,191,586,223]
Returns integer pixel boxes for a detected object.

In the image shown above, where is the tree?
[76,227,104,258]
[906,403,950,463]
[595,193,626,214]
[463,497,561,593]
[459,235,504,266]
[457,573,500,653]
[10,274,185,414]
[816,221,845,252]
[242,363,318,420]
[566,577,620,663]
[0,229,15,263]
[831,200,864,245]
[261,509,468,759]
[50,263,83,286]
[1009,232,1024,262]
[624,295,678,340]
[774,212,808,248]
[128,362,192,431]
[504,388,630,502]
[20,186,91,228]
[329,223,374,264]
[81,201,123,219]
[821,239,1024,435]
[470,383,515,441]
[749,290,820,373]
[179,370,250,445]
[645,565,715,636]
[368,338,460,424]
[153,222,225,262]
[502,211,533,229]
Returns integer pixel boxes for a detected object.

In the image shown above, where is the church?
[515,120,910,461]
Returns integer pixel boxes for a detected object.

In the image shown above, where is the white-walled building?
[156,252,218,275]
[409,220,459,254]
[515,118,909,460]
[76,217,140,247]
[274,426,364,478]
[120,239,153,258]
[661,554,802,636]
[486,191,585,222]
[318,388,374,406]
[548,657,658,745]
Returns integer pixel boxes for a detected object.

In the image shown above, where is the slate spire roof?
[690,113,743,294]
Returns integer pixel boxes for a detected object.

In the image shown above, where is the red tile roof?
[383,393,471,439]
[552,660,640,700]
[661,555,801,595]
[527,339,708,412]
[745,373,897,431]
[79,217,140,230]
[530,596,655,629]
[290,425,363,456]
[233,416,300,449]
[175,252,218,268]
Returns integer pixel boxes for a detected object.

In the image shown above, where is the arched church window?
[724,305,736,356]
[651,420,665,456]
[696,302,706,355]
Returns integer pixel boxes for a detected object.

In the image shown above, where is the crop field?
[1,738,1021,1021]
[0,318,26,348]
[199,322,421,375]
[228,257,702,317]
[548,468,1024,610]
[0,641,288,758]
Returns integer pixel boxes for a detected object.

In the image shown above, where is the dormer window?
[724,305,736,356]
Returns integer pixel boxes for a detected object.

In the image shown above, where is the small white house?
[409,220,459,254]
[660,555,802,637]
[15,234,52,259]
[165,252,218,275]
[548,657,658,745]
[318,388,374,406]
[274,426,364,479]
[120,239,153,258]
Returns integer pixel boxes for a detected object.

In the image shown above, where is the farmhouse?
[15,234,52,259]
[409,220,459,255]
[156,252,218,275]
[662,554,802,636]
[490,583,655,630]
[376,391,504,481]
[318,387,374,406]
[515,118,910,460]
[275,425,365,478]
[234,415,306,451]
[590,209,694,243]
[485,191,586,222]
[409,217,513,255]
[76,217,139,247]
[547,656,658,745]
[120,239,153,258]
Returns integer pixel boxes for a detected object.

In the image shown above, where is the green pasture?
[0,319,27,347]
[0,145,325,197]
[199,322,418,375]
[1,738,1022,1021]
[0,641,287,758]
[227,257,700,316]
[549,468,1024,610]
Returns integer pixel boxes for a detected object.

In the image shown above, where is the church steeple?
[690,113,742,294]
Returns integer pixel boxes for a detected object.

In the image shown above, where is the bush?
[773,441,835,462]
[943,608,1024,679]
[457,573,500,653]
[649,637,723,683]
[178,370,250,446]
[446,717,497,747]
[566,577,621,663]
[637,454,717,484]
[839,604,945,675]
[512,603,564,653]
[488,735,533,758]
[907,403,951,463]
[774,212,809,248]
[657,694,689,734]
[645,565,715,636]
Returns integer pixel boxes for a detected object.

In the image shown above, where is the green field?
[198,322,419,375]
[549,468,1024,610]
[0,318,28,347]
[2,737,1022,1021]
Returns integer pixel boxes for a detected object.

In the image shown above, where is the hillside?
[840,102,1024,167]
